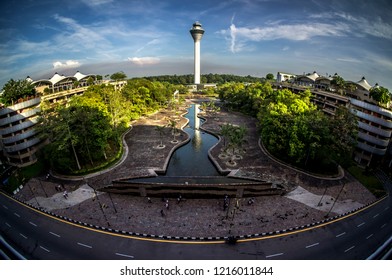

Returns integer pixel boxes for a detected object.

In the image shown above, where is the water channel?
[165,104,220,177]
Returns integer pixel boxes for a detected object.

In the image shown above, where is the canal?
[165,104,220,176]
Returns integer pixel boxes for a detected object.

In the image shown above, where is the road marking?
[266,252,284,258]
[357,222,365,227]
[336,232,346,238]
[2,205,8,209]
[385,206,390,211]
[373,214,379,218]
[29,222,37,227]
[366,234,373,240]
[115,252,134,259]
[49,231,61,238]
[5,222,11,228]
[381,223,387,229]
[19,233,27,239]
[40,246,50,253]
[344,246,355,253]
[305,242,319,249]
[14,213,20,218]
[77,242,92,249]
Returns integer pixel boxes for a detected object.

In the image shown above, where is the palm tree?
[155,125,166,148]
[230,126,247,156]
[220,123,232,152]
[168,119,178,142]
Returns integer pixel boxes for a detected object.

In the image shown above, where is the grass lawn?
[347,166,386,198]
[4,160,46,194]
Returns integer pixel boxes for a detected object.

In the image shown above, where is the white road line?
[19,233,27,239]
[29,222,37,227]
[266,253,284,258]
[385,206,390,211]
[77,242,92,249]
[336,232,346,238]
[49,231,61,238]
[305,242,319,249]
[5,222,11,227]
[14,213,20,218]
[366,234,374,240]
[40,246,50,253]
[344,246,355,253]
[381,223,387,229]
[357,222,365,227]
[2,205,8,209]
[115,253,134,259]
[373,214,379,218]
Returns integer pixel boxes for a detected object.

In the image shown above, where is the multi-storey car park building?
[0,72,109,167]
[278,72,392,167]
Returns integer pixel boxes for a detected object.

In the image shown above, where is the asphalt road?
[1,186,391,259]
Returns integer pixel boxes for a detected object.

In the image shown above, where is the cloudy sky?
[1,0,392,89]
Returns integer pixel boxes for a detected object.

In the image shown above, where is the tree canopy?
[219,82,358,173]
[110,71,127,81]
[37,78,178,174]
[370,86,391,104]
[1,79,37,106]
[143,73,263,85]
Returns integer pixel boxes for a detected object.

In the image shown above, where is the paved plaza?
[15,99,376,238]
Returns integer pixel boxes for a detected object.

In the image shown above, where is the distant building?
[30,71,97,94]
[277,72,296,83]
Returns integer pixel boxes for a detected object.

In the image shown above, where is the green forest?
[218,82,358,174]
[37,78,180,174]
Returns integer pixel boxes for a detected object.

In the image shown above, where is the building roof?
[31,71,95,87]
[356,77,372,91]
[307,71,319,81]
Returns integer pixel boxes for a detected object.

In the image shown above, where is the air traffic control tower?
[190,21,205,85]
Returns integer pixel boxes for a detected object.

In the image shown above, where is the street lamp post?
[325,179,346,218]
[27,181,40,208]
[38,178,48,197]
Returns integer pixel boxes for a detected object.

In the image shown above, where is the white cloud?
[221,21,347,53]
[127,57,160,66]
[336,57,361,63]
[136,39,160,54]
[53,60,80,69]
[81,0,114,7]
[312,12,392,40]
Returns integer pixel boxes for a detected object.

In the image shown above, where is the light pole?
[325,179,346,218]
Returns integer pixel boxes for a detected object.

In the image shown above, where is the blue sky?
[1,0,392,89]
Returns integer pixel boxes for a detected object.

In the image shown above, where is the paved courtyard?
[15,99,376,238]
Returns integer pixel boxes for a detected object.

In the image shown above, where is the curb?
[3,190,387,244]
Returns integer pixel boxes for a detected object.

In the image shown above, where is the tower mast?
[190,21,205,85]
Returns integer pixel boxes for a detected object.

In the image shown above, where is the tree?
[37,95,114,173]
[266,73,274,80]
[327,107,358,165]
[220,123,233,152]
[110,71,127,81]
[155,125,166,148]
[1,79,37,106]
[229,125,247,155]
[168,119,179,142]
[331,74,345,94]
[258,88,357,172]
[370,86,391,104]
